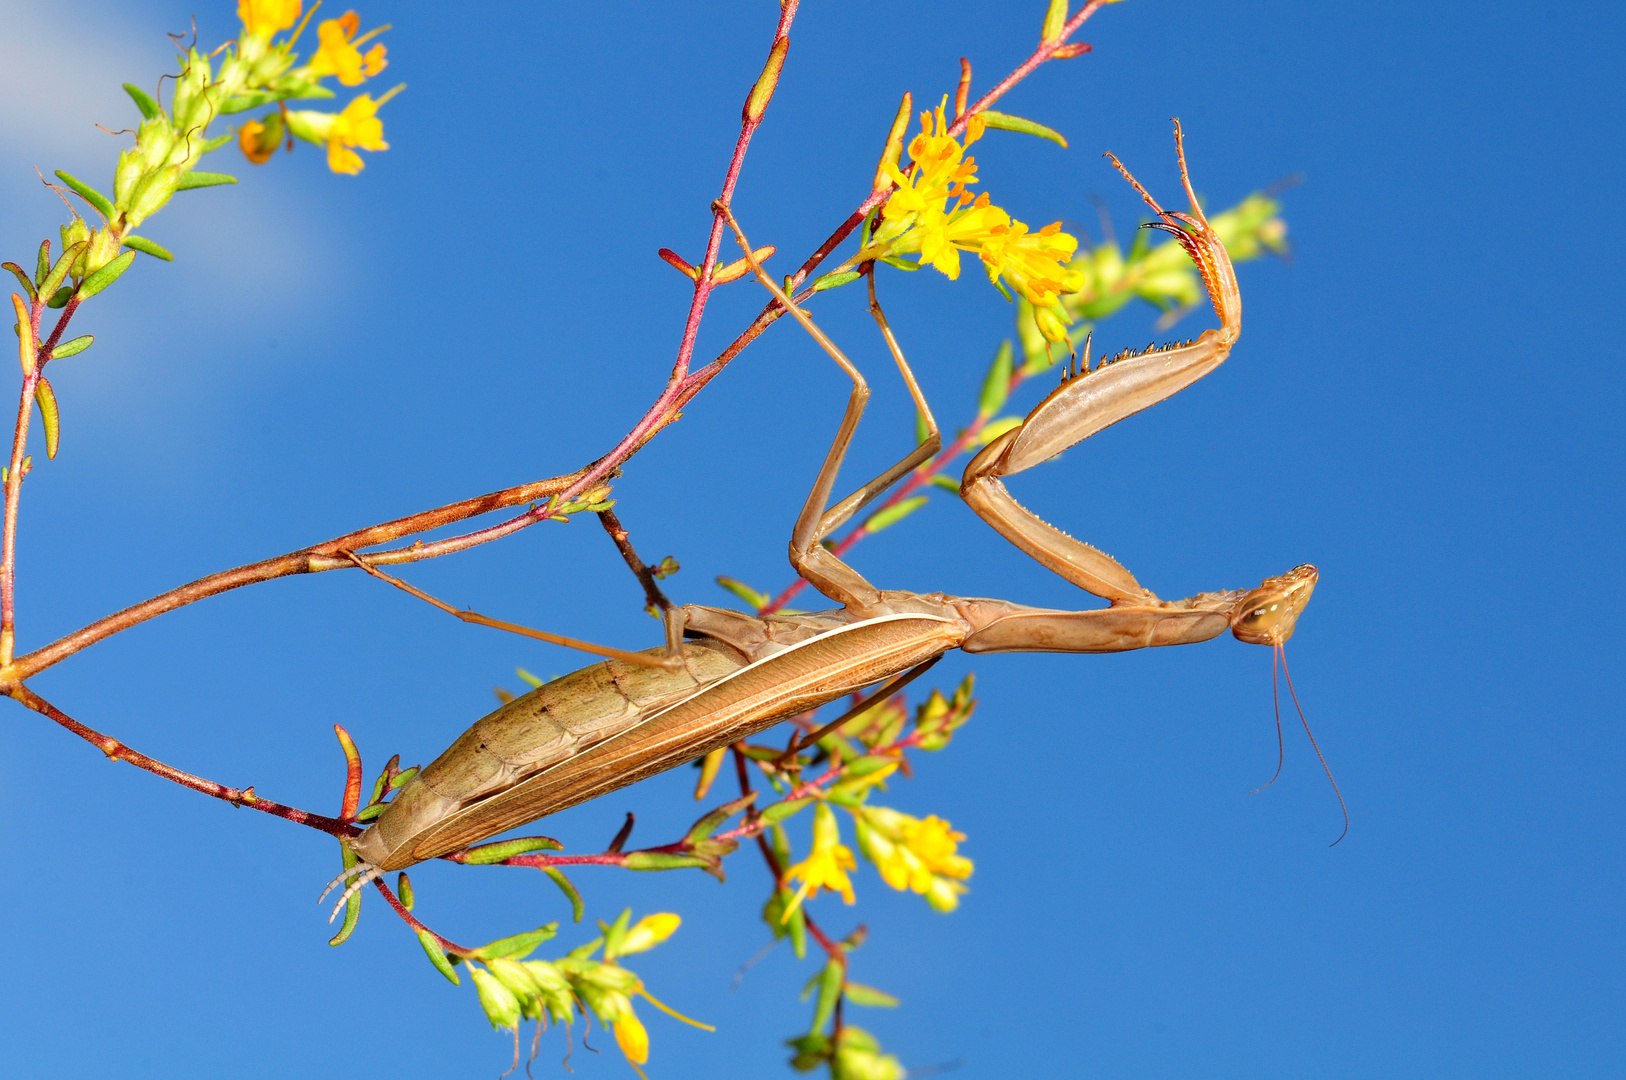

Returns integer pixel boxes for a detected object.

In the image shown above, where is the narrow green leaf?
[389,765,419,789]
[811,270,861,292]
[397,871,414,911]
[914,410,930,447]
[352,801,385,822]
[46,287,72,309]
[470,924,559,961]
[864,495,928,533]
[977,110,1068,148]
[122,83,163,120]
[53,171,113,218]
[760,797,813,825]
[76,249,136,299]
[516,668,544,689]
[418,929,461,984]
[34,378,59,459]
[328,848,362,947]
[543,866,585,923]
[462,835,564,864]
[35,241,50,287]
[175,171,238,191]
[843,982,900,1008]
[978,340,1014,416]
[122,235,174,261]
[1040,0,1069,41]
[3,263,34,299]
[878,254,920,271]
[622,851,710,871]
[809,960,844,1035]
[686,792,756,843]
[928,473,960,492]
[198,133,233,154]
[716,576,770,612]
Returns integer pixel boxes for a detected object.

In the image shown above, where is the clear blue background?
[1,1,1620,1076]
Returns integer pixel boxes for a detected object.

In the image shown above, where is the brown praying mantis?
[330,123,1321,907]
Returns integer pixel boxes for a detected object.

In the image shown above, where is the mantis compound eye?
[1230,564,1318,645]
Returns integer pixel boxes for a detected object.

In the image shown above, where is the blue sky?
[0,1,1621,1076]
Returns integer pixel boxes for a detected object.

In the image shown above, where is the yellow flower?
[913,192,1010,280]
[980,218,1080,306]
[308,11,388,87]
[324,88,398,174]
[855,807,973,909]
[238,0,301,38]
[881,101,983,224]
[614,1004,650,1067]
[615,912,681,958]
[782,803,857,918]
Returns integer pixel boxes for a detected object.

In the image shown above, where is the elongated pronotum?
[344,122,1320,881]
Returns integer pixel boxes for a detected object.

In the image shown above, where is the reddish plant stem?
[11,684,358,837]
[372,875,473,957]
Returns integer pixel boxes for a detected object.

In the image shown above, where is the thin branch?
[596,507,672,613]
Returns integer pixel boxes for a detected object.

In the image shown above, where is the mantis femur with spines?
[337,123,1318,895]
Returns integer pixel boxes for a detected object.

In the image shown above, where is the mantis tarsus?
[336,122,1322,903]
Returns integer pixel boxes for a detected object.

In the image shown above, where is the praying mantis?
[338,123,1319,894]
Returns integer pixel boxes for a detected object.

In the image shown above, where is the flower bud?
[238,114,285,165]
[616,912,681,957]
[471,966,521,1031]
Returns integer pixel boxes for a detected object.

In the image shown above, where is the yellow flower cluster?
[854,805,973,912]
[876,102,1080,311]
[238,0,301,39]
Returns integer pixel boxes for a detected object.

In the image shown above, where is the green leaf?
[864,495,928,533]
[716,576,770,612]
[49,336,91,361]
[811,270,861,292]
[978,340,1013,416]
[3,262,35,299]
[686,792,756,843]
[327,849,362,947]
[198,133,233,154]
[543,866,584,923]
[461,835,564,864]
[469,924,559,961]
[914,410,930,447]
[809,960,844,1035]
[46,287,72,309]
[352,801,386,822]
[1040,0,1069,41]
[35,241,50,287]
[977,416,1023,446]
[928,473,960,493]
[978,110,1068,148]
[53,171,113,218]
[515,667,545,688]
[175,171,238,191]
[397,871,414,910]
[418,930,460,984]
[76,249,136,299]
[35,379,58,459]
[389,765,419,789]
[877,254,920,271]
[843,982,900,1008]
[121,234,173,261]
[122,83,163,120]
[760,797,813,825]
[621,851,711,871]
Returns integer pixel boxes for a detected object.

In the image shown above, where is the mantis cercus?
[334,123,1320,905]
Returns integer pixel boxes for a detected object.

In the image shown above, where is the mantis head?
[1230,564,1318,646]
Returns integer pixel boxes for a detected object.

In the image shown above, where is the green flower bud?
[124,165,182,228]
[470,966,521,1031]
